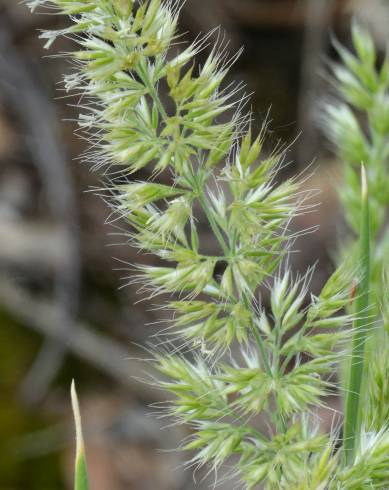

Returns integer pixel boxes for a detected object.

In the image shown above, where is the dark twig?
[0,276,162,401]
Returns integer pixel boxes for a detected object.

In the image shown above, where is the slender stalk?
[194,178,230,257]
[343,165,371,464]
[251,314,273,377]
[136,60,169,121]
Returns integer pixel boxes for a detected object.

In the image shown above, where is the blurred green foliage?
[0,310,64,489]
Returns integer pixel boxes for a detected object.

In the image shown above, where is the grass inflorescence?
[27,2,389,488]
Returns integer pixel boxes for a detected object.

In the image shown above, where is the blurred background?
[0,0,387,488]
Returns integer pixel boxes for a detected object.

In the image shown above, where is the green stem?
[136,60,169,121]
[194,180,230,257]
[251,317,273,377]
[343,165,371,465]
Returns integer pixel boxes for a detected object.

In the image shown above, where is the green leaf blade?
[71,380,90,490]
[343,165,371,465]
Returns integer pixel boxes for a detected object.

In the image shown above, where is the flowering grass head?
[27,2,389,488]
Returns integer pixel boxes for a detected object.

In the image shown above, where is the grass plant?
[26,2,389,488]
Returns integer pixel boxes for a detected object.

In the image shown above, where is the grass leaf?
[343,165,371,464]
[71,380,89,490]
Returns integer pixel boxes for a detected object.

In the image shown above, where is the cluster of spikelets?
[27,1,389,488]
